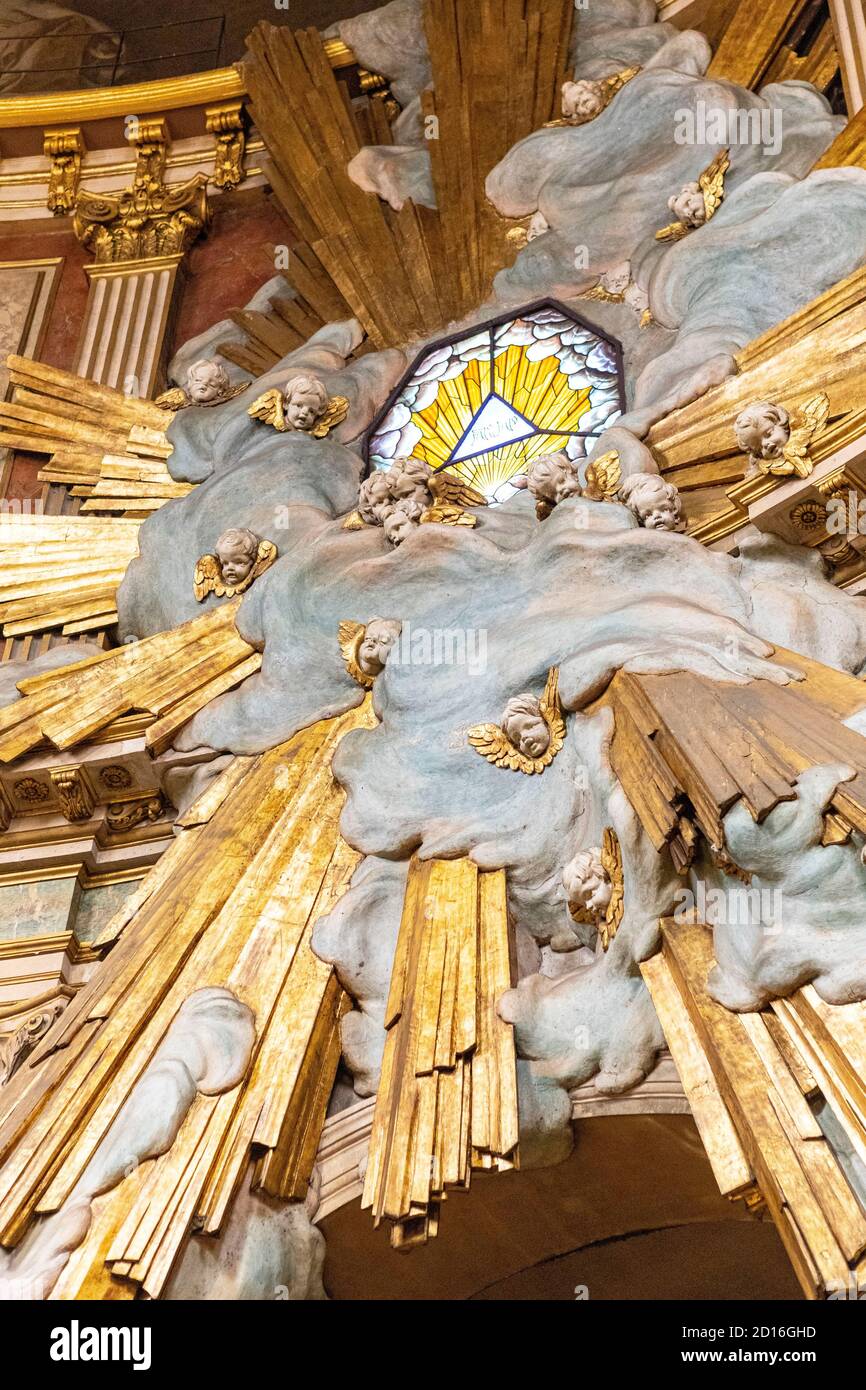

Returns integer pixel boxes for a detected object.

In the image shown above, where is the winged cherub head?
[283,374,331,431]
[561,78,606,123]
[527,452,581,508]
[501,694,551,760]
[358,618,402,677]
[600,261,631,296]
[562,846,612,921]
[619,472,685,532]
[668,181,706,228]
[734,401,791,461]
[215,527,260,587]
[187,359,232,404]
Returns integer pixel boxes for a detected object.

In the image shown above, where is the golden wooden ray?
[0,702,374,1299]
[0,513,141,639]
[642,919,866,1300]
[0,357,189,518]
[0,599,260,762]
[363,857,519,1248]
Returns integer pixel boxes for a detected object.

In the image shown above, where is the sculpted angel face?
[358,618,402,676]
[383,507,418,547]
[527,452,581,506]
[669,182,706,227]
[501,694,550,759]
[283,374,330,431]
[600,262,631,296]
[388,456,433,503]
[619,473,685,532]
[561,79,605,122]
[358,470,395,524]
[734,401,791,460]
[563,848,612,920]
[187,359,231,404]
[215,527,259,586]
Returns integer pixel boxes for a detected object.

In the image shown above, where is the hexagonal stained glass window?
[366,300,625,505]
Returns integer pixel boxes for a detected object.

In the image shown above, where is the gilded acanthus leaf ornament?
[248,374,349,437]
[734,393,830,479]
[656,148,730,243]
[545,66,641,127]
[74,170,209,264]
[194,529,278,601]
[468,667,565,775]
[563,827,624,951]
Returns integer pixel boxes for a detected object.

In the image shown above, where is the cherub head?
[387,456,433,503]
[383,507,418,547]
[561,78,605,123]
[527,451,581,507]
[501,693,550,759]
[187,358,231,404]
[619,472,685,531]
[734,401,791,461]
[215,527,259,586]
[358,618,402,676]
[358,470,395,524]
[283,374,330,431]
[562,846,612,921]
[600,261,631,296]
[668,181,706,228]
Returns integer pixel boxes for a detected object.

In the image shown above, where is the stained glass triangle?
[449,393,537,463]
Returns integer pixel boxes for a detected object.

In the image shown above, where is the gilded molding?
[0,42,354,131]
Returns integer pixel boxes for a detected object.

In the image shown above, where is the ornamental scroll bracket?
[205,100,248,190]
[73,114,210,264]
[43,126,85,216]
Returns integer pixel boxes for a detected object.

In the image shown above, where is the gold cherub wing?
[311,395,350,439]
[600,826,624,951]
[154,386,188,411]
[248,388,287,432]
[782,392,830,478]
[582,450,621,502]
[338,620,375,690]
[655,219,689,244]
[580,283,624,304]
[600,65,641,102]
[248,538,278,584]
[468,723,537,773]
[421,502,478,528]
[539,665,566,763]
[193,552,221,602]
[427,469,488,509]
[699,147,730,221]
